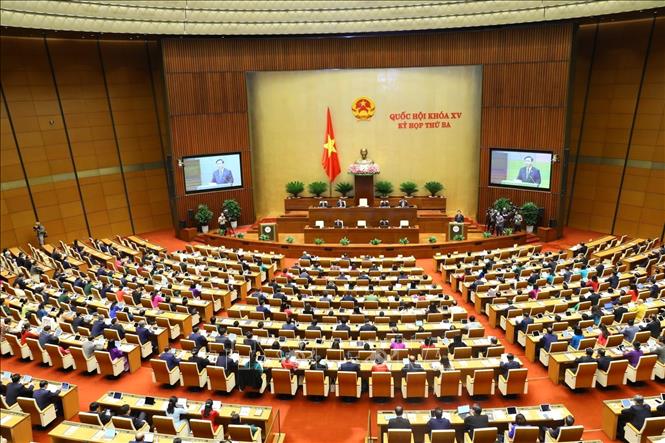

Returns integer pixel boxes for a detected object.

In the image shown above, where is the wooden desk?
[376,404,571,443]
[593,238,644,261]
[308,206,418,227]
[79,244,114,267]
[568,235,615,258]
[0,375,79,420]
[126,235,167,254]
[49,421,218,443]
[0,409,32,443]
[142,309,193,337]
[602,395,663,440]
[304,226,420,244]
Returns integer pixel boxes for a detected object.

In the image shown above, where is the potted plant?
[235,233,245,239]
[285,236,294,244]
[339,237,350,246]
[520,202,539,233]
[334,182,353,198]
[285,181,305,198]
[452,234,464,241]
[504,227,514,235]
[424,181,444,197]
[308,181,327,198]
[493,197,513,213]
[223,199,241,228]
[314,238,325,245]
[399,181,418,197]
[194,204,213,233]
[369,238,382,245]
[259,234,270,241]
[483,231,492,238]
[374,180,394,198]
[398,237,409,245]
[428,236,437,244]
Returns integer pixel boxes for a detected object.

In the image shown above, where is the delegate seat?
[190,419,224,439]
[463,427,498,443]
[543,425,584,442]
[383,429,414,443]
[70,346,99,374]
[79,411,110,427]
[150,359,181,386]
[498,368,528,396]
[207,366,236,393]
[596,359,629,387]
[466,369,495,396]
[126,333,152,358]
[25,337,51,365]
[401,372,428,400]
[655,359,665,380]
[433,370,462,397]
[452,347,472,359]
[303,370,330,398]
[504,426,539,442]
[624,416,665,443]
[112,416,151,433]
[156,317,180,340]
[626,354,657,383]
[270,368,298,396]
[540,342,568,367]
[45,344,74,370]
[0,395,21,412]
[228,424,262,443]
[153,415,188,436]
[95,350,125,377]
[180,362,208,388]
[17,396,58,427]
[336,371,361,399]
[564,362,597,390]
[369,372,394,399]
[6,334,31,360]
[424,429,456,443]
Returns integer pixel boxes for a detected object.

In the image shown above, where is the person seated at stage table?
[390,335,406,350]
[336,198,347,208]
[387,406,411,430]
[188,326,208,350]
[215,347,238,374]
[379,219,390,228]
[359,318,378,333]
[621,319,640,343]
[379,199,390,207]
[333,219,343,228]
[188,347,210,372]
[318,200,329,208]
[397,198,409,208]
[641,313,662,338]
[570,327,585,349]
[339,355,361,374]
[454,210,465,223]
[310,355,328,371]
[108,340,129,372]
[595,348,612,371]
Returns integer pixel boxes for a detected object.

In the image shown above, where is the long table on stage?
[308,206,417,226]
[304,226,419,243]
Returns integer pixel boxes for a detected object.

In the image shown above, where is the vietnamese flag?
[321,107,341,182]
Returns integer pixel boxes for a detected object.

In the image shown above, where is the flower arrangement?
[348,163,380,175]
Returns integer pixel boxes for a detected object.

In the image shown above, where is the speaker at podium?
[259,223,277,241]
[448,222,466,240]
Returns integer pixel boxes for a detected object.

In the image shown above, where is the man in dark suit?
[188,327,208,349]
[608,271,620,289]
[336,318,351,333]
[401,355,424,375]
[159,347,181,370]
[187,348,210,372]
[426,408,452,433]
[464,404,490,438]
[499,353,521,377]
[359,319,378,333]
[210,159,234,185]
[33,380,61,413]
[118,404,147,430]
[387,406,412,430]
[71,312,86,333]
[515,313,534,341]
[397,199,409,208]
[89,401,113,425]
[38,325,57,347]
[544,415,575,440]
[621,395,652,430]
[613,302,628,323]
[596,348,612,372]
[453,210,465,223]
[540,328,558,353]
[109,318,126,340]
[573,348,597,370]
[215,347,238,375]
[90,315,106,337]
[640,314,662,338]
[243,331,263,354]
[516,155,541,185]
[336,198,347,208]
[339,356,361,374]
[5,373,34,406]
[135,321,154,346]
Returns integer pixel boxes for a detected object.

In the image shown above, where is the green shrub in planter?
[493,197,513,212]
[285,236,294,244]
[399,181,418,197]
[339,237,350,246]
[223,199,241,222]
[483,231,492,238]
[334,182,353,197]
[374,180,394,198]
[424,181,444,197]
[369,238,382,245]
[504,227,514,235]
[314,238,325,245]
[520,202,539,226]
[194,204,213,226]
[235,233,245,239]
[398,237,409,245]
[259,234,270,241]
[428,236,437,244]
[217,227,226,235]
[452,234,464,241]
[285,181,305,198]
[307,181,328,197]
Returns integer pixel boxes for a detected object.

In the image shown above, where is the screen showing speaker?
[489,149,552,191]
[183,153,243,194]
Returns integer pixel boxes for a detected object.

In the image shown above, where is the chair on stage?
[70,346,99,374]
[190,419,224,439]
[95,350,125,377]
[150,358,180,386]
[153,415,188,436]
[504,426,539,442]
[6,334,31,360]
[383,429,414,443]
[303,370,330,398]
[112,416,151,433]
[543,425,584,442]
[26,337,50,365]
[228,424,262,443]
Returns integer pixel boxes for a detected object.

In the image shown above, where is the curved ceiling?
[0,0,662,35]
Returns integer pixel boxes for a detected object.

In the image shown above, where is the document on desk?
[120,344,134,353]
[66,426,83,436]
[239,407,251,416]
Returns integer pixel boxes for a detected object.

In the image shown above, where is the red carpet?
[4,227,660,442]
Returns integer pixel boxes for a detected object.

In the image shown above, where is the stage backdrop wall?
[162,23,573,231]
[247,66,482,218]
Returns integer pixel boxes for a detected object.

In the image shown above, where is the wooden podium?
[353,174,375,207]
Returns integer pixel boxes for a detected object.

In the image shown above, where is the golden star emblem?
[324,135,336,155]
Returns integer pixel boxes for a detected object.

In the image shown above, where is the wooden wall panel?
[162,23,573,230]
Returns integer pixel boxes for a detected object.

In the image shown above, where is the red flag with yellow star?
[321,107,341,182]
